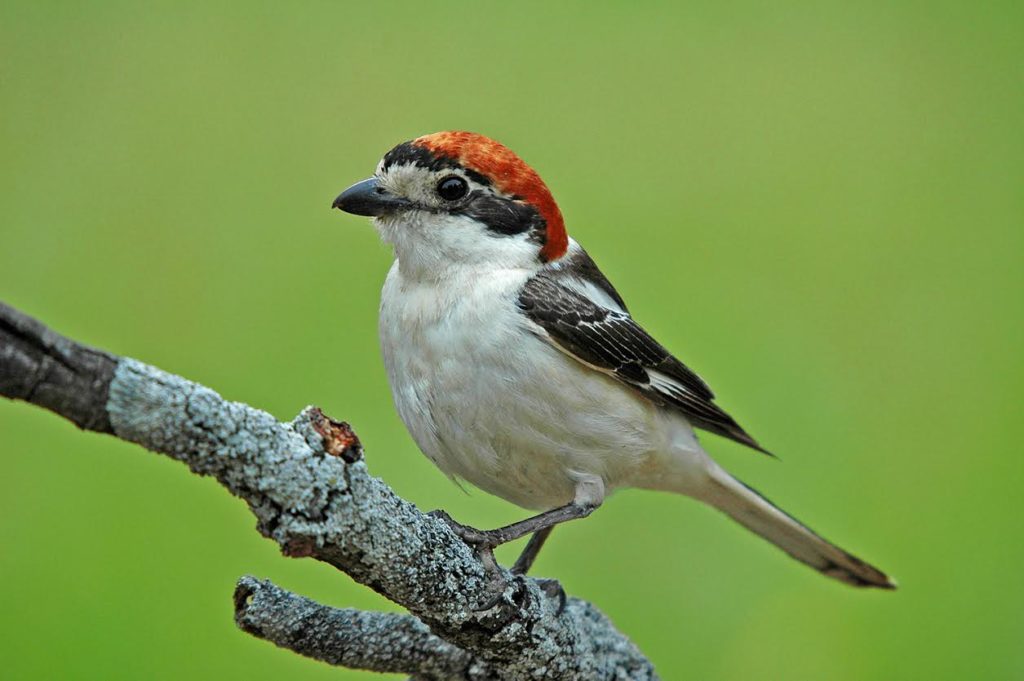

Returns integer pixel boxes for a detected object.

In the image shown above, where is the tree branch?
[0,301,657,680]
[233,576,476,679]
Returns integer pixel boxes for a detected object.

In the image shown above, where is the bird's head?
[333,132,567,275]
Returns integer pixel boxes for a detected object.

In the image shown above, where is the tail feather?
[698,466,896,589]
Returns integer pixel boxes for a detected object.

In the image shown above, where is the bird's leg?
[442,500,596,549]
[432,506,588,613]
[511,526,554,575]
[433,476,603,553]
[429,477,603,613]
[430,502,594,558]
[511,526,566,614]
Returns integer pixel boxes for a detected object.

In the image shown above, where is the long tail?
[695,465,896,589]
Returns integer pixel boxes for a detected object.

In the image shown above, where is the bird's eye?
[436,176,469,201]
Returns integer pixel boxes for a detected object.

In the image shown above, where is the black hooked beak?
[331,177,411,217]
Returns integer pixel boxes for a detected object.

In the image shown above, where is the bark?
[0,301,657,680]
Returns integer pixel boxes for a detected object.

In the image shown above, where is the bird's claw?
[474,549,511,611]
[428,509,511,610]
[427,509,501,550]
[427,510,566,615]
[534,577,567,615]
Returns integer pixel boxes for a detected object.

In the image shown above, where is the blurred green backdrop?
[2,1,1022,679]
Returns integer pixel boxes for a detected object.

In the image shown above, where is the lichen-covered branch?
[234,576,477,679]
[0,301,657,680]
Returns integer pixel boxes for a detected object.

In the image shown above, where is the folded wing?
[518,270,770,455]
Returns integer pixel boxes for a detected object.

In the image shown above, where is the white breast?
[379,260,676,511]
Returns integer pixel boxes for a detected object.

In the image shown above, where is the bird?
[332,131,895,591]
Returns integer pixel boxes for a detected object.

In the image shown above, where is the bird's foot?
[428,510,569,615]
[533,577,567,615]
[428,510,510,611]
[427,509,505,549]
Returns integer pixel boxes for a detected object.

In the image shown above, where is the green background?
[1,2,1021,679]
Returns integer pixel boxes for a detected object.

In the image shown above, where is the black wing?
[518,270,770,455]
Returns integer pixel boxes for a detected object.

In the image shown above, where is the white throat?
[374,211,544,283]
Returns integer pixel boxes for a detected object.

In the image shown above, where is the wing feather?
[518,271,770,455]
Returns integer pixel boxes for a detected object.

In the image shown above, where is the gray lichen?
[105,358,656,679]
[1,300,657,680]
[234,576,477,680]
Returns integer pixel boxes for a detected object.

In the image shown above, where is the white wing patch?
[552,239,628,313]
[648,368,707,401]
[561,276,627,313]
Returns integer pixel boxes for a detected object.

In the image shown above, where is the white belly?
[379,261,678,510]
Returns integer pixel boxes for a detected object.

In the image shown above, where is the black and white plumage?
[332,131,895,590]
[518,258,770,456]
